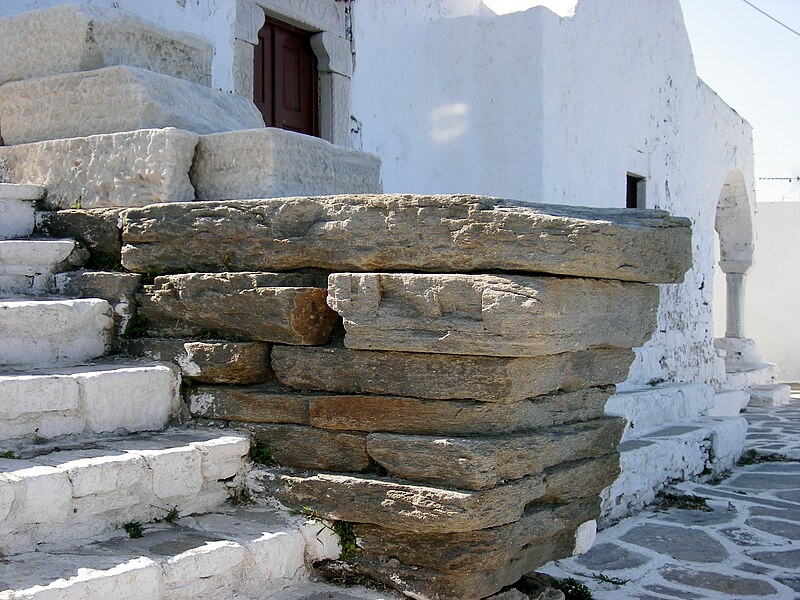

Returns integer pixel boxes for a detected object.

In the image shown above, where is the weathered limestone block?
[36,209,123,266]
[246,423,372,472]
[0,67,264,145]
[189,128,381,200]
[0,129,198,209]
[188,384,309,423]
[261,470,547,533]
[343,532,575,600]
[539,454,621,504]
[328,273,658,357]
[272,344,632,401]
[138,272,337,345]
[0,4,213,86]
[120,195,692,283]
[366,418,626,490]
[309,387,614,436]
[353,502,597,573]
[126,339,272,384]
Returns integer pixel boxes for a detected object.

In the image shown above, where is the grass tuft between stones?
[653,490,712,512]
[332,521,358,562]
[249,441,273,466]
[738,449,799,465]
[0,450,21,459]
[122,314,149,339]
[123,522,143,539]
[552,577,594,600]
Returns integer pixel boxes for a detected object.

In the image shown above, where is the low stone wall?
[43,194,691,599]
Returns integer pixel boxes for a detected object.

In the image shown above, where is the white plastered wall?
[349,0,756,388]
[744,201,800,382]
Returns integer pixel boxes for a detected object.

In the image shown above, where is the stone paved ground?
[540,388,800,599]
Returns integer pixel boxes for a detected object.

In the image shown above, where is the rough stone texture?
[189,129,382,201]
[188,384,309,424]
[0,128,198,209]
[260,470,547,533]
[138,272,337,345]
[365,418,625,490]
[0,66,264,146]
[308,387,614,436]
[0,299,112,367]
[55,270,142,339]
[328,273,659,356]
[0,4,213,86]
[353,502,597,573]
[119,195,692,283]
[343,532,575,600]
[0,183,45,200]
[126,338,272,384]
[272,345,633,402]
[35,208,123,266]
[246,423,372,472]
[539,454,621,505]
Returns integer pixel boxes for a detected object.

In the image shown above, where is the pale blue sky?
[484,0,800,202]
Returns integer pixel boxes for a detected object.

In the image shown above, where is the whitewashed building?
[0,0,776,518]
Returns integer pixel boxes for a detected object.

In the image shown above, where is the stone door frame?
[234,0,352,148]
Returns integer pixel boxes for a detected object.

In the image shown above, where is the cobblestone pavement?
[540,390,800,599]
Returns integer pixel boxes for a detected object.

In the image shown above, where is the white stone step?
[706,388,750,417]
[604,383,715,440]
[0,298,113,368]
[601,416,747,522]
[0,184,44,240]
[747,383,792,407]
[0,429,250,555]
[0,503,341,600]
[0,362,180,443]
[725,361,778,389]
[0,239,87,295]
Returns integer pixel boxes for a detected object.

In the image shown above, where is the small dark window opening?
[626,173,646,209]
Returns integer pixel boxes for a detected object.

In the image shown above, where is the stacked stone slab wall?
[60,193,691,600]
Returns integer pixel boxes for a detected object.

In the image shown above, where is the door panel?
[254,16,318,137]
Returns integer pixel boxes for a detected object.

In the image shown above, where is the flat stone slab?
[126,339,272,385]
[0,66,264,145]
[0,128,198,209]
[272,345,633,402]
[354,502,596,573]
[328,273,658,357]
[576,542,650,571]
[365,418,625,490]
[0,4,212,86]
[660,566,777,596]
[0,299,112,368]
[188,383,310,424]
[258,470,548,534]
[138,272,337,345]
[308,387,613,436]
[621,523,729,563]
[246,423,372,472]
[189,128,381,201]
[119,195,692,283]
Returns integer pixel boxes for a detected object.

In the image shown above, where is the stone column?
[311,31,352,147]
[725,272,746,338]
[233,0,266,100]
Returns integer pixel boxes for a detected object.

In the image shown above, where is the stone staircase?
[0,181,343,598]
[602,382,747,522]
[715,337,792,408]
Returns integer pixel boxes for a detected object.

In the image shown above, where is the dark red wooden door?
[254,16,318,137]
